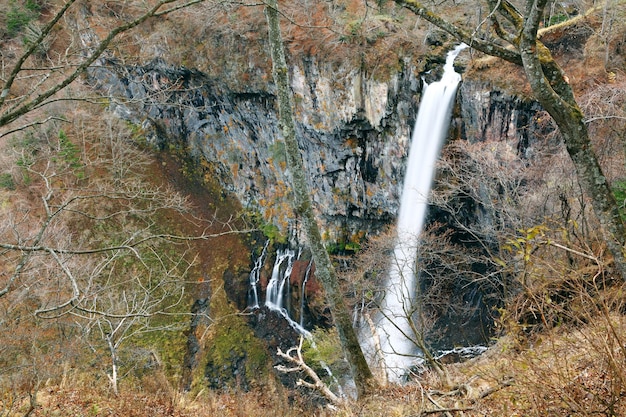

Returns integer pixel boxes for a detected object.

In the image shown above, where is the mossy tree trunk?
[394,0,626,280]
[517,0,626,280]
[264,0,377,397]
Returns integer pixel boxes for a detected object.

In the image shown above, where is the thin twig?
[420,406,474,415]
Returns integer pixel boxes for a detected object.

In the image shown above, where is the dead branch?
[424,390,455,417]
[419,406,474,415]
[474,377,514,400]
[275,336,343,405]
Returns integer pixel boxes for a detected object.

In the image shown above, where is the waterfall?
[249,240,270,308]
[376,44,467,381]
[263,248,311,336]
[265,248,296,311]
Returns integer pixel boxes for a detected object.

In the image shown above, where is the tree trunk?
[518,0,626,279]
[106,336,119,395]
[264,0,377,397]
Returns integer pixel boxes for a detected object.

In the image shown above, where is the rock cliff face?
[458,78,547,155]
[88,54,546,243]
[89,57,419,242]
[88,52,555,364]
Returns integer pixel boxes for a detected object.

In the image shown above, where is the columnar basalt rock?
[458,79,549,155]
[88,57,548,242]
[89,57,421,241]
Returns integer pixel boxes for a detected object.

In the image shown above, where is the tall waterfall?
[376,44,467,381]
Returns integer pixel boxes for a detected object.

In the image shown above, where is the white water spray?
[249,240,270,308]
[264,248,311,336]
[265,248,296,311]
[376,44,467,381]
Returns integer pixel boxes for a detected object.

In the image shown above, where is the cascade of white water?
[265,248,296,311]
[264,248,311,336]
[300,259,313,328]
[376,44,467,382]
[249,240,270,308]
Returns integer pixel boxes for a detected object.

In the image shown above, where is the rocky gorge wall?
[87,52,547,244]
[459,78,546,154]
[86,50,556,379]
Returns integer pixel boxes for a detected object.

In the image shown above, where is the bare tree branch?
[0,0,208,129]
[275,336,343,405]
[0,116,70,138]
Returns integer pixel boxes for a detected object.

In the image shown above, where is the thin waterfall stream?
[248,240,270,308]
[255,247,311,336]
[375,44,467,381]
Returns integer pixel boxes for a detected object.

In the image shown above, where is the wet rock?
[247,306,301,387]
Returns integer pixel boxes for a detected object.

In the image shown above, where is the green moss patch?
[202,288,269,391]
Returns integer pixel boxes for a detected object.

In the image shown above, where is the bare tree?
[0,110,247,402]
[0,0,214,134]
[73,247,194,394]
[1,114,204,303]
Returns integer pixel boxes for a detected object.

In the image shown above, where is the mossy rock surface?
[203,287,270,391]
[204,314,269,390]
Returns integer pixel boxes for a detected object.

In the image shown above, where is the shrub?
[4,0,43,37]
[0,173,15,190]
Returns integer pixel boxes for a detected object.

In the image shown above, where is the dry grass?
[27,383,315,417]
[10,281,622,417]
[446,309,626,416]
[6,313,626,417]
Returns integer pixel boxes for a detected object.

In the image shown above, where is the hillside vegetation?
[1,0,626,416]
